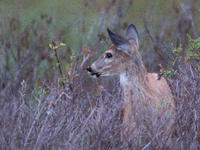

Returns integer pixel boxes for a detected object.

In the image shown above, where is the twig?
[142,141,151,150]
[52,41,64,81]
[42,28,51,42]
[161,41,175,61]
[30,72,51,88]
[42,28,64,86]
[144,24,174,69]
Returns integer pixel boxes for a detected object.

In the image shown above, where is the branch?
[144,24,174,69]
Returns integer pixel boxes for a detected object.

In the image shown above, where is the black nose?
[87,66,92,72]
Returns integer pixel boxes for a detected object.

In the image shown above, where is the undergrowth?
[0,0,200,149]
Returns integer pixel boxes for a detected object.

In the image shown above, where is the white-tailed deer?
[87,24,175,145]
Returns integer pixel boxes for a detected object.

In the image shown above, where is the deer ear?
[107,28,131,55]
[125,24,139,49]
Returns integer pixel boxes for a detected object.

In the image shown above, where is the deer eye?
[106,53,112,58]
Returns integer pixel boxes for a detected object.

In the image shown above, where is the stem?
[43,29,65,86]
[54,49,63,78]
[52,41,64,86]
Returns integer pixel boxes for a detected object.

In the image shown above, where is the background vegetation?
[0,0,200,149]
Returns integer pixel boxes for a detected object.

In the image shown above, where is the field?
[0,0,200,149]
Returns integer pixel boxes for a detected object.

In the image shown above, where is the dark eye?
[106,53,112,58]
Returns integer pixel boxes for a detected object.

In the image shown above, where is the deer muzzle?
[87,66,101,78]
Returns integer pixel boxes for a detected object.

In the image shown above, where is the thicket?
[0,0,200,149]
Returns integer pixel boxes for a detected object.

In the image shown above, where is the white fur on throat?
[120,72,130,86]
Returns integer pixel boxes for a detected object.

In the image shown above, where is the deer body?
[87,24,175,143]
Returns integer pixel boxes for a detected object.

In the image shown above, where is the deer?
[87,24,175,146]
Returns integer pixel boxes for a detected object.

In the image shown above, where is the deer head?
[87,24,146,83]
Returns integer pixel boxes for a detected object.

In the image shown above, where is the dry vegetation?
[0,0,200,149]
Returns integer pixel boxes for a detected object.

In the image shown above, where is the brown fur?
[87,25,175,145]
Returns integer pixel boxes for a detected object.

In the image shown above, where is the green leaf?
[173,70,177,75]
[193,39,199,43]
[187,34,192,40]
[54,46,58,49]
[49,44,53,49]
[70,55,75,60]
[56,63,60,67]
[60,43,66,46]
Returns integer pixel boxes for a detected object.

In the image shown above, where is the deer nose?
[87,66,92,72]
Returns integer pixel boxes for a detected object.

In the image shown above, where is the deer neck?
[120,60,156,122]
[119,59,154,104]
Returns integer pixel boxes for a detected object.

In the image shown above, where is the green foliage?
[161,70,178,78]
[60,74,68,84]
[161,35,200,77]
[173,44,183,61]
[60,43,66,46]
[49,42,66,50]
[157,99,169,107]
[186,34,200,60]
[159,65,177,78]
[174,35,200,62]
